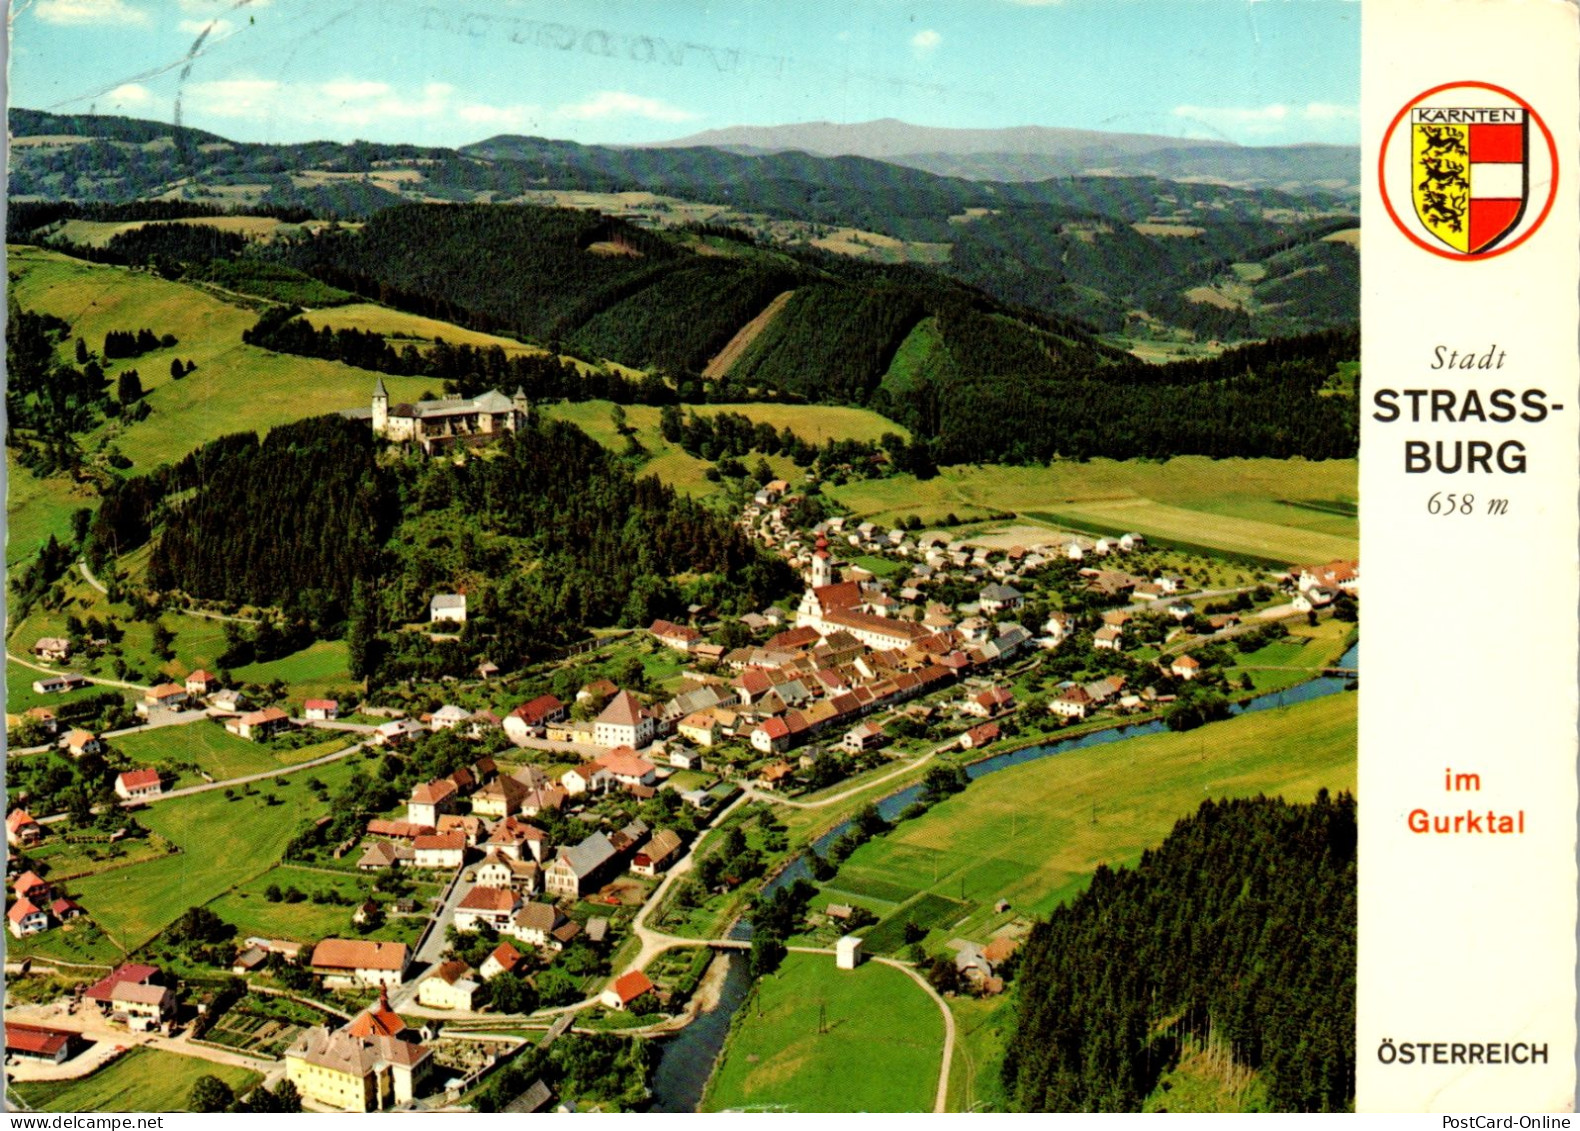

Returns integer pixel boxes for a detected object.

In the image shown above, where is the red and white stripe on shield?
[1466,117,1527,254]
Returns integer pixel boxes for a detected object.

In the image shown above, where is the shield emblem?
[1411,108,1528,255]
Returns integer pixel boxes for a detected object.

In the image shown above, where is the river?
[645,640,1358,1110]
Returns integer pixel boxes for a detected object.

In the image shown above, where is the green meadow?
[820,692,1356,946]
[703,952,944,1113]
[68,754,363,952]
[13,1047,261,1113]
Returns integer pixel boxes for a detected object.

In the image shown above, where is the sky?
[7,0,1360,149]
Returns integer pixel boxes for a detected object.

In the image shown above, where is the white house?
[304,699,339,721]
[429,594,467,624]
[114,769,163,801]
[593,691,655,749]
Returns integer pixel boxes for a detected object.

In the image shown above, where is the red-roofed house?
[480,942,529,980]
[64,729,102,758]
[7,809,43,848]
[226,706,290,740]
[598,747,656,789]
[960,722,1001,750]
[503,695,566,742]
[304,699,340,721]
[310,940,409,988]
[407,779,459,827]
[140,683,190,715]
[453,886,522,932]
[751,716,793,754]
[8,897,49,937]
[14,871,49,902]
[1170,655,1202,680]
[85,964,163,1009]
[965,686,1015,719]
[412,833,466,870]
[649,619,703,652]
[186,670,218,697]
[600,970,656,1010]
[115,768,163,801]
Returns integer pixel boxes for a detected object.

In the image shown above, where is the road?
[77,558,259,623]
[389,867,472,1012]
[6,650,152,692]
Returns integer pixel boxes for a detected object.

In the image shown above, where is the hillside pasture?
[6,247,440,472]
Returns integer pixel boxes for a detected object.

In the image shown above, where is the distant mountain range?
[650,118,1358,195]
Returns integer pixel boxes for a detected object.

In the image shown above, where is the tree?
[491,971,539,1015]
[189,1075,235,1113]
[171,357,186,381]
[117,369,143,405]
[749,933,786,977]
[151,621,175,661]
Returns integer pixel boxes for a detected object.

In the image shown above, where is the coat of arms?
[1410,107,1528,255]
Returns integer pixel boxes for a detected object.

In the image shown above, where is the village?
[4,475,1357,1112]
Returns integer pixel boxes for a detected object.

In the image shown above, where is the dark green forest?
[119,414,792,680]
[1002,793,1356,1113]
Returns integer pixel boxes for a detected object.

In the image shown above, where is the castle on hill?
[349,377,528,455]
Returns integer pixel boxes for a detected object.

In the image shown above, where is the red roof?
[14,871,48,896]
[366,819,434,839]
[609,969,655,1006]
[510,694,565,726]
[810,582,863,611]
[311,939,408,972]
[345,987,407,1039]
[9,897,44,923]
[414,833,467,852]
[240,706,290,725]
[757,717,791,739]
[460,887,520,912]
[488,942,527,973]
[148,682,186,699]
[6,1023,74,1058]
[304,698,338,710]
[117,768,161,790]
[85,963,160,1003]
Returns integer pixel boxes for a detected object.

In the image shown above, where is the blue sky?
[9,0,1360,148]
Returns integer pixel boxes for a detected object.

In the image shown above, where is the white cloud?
[457,102,541,130]
[178,17,233,35]
[34,0,148,25]
[184,78,281,120]
[105,82,154,107]
[554,91,697,124]
[911,28,942,53]
[1302,102,1358,122]
[321,79,391,102]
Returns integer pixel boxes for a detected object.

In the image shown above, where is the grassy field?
[232,640,353,700]
[703,952,944,1113]
[828,457,1357,564]
[6,246,439,473]
[303,303,551,354]
[821,692,1355,945]
[6,451,95,567]
[1227,620,1355,693]
[13,1046,261,1113]
[111,720,303,782]
[69,755,362,952]
[205,863,416,946]
[946,995,1015,1113]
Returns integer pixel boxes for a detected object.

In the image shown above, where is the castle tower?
[511,385,529,430]
[371,376,389,435]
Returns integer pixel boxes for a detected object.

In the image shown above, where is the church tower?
[511,385,529,430]
[809,534,834,589]
[371,376,389,435]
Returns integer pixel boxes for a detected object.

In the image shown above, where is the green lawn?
[703,952,944,1112]
[113,720,288,782]
[13,1046,261,1113]
[6,451,93,567]
[232,639,352,700]
[69,756,361,952]
[206,863,416,946]
[828,692,1356,944]
[1226,621,1354,693]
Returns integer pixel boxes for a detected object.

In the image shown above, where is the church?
[354,377,528,455]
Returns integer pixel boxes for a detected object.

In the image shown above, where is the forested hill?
[122,414,792,678]
[1002,793,1356,1113]
[9,108,1356,340]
